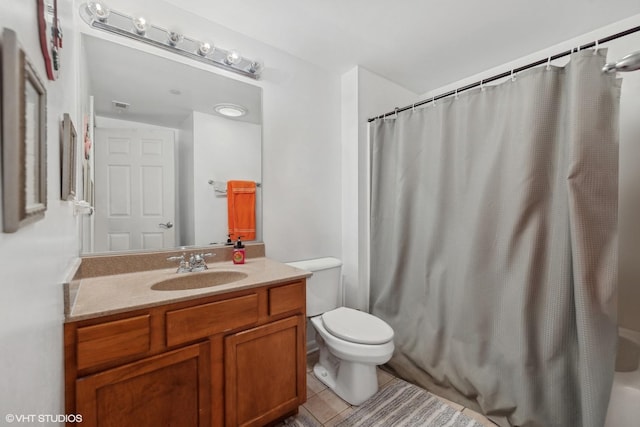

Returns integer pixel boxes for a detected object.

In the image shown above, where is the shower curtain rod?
[368,24,640,122]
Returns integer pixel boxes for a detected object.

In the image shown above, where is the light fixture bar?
[79,2,263,79]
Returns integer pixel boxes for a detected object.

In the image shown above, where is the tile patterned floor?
[282,351,498,426]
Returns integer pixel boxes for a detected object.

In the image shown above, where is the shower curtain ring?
[546,56,552,70]
[511,69,516,82]
[395,107,399,118]
[412,103,416,112]
[432,96,436,107]
[454,89,459,99]
[480,79,485,91]
[594,40,599,54]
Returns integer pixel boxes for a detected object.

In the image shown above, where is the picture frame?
[1,28,48,233]
[37,0,62,81]
[60,114,77,200]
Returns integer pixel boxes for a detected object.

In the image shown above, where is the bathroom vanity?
[64,248,309,427]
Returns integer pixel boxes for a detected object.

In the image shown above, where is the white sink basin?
[151,270,248,291]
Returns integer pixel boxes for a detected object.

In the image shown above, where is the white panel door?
[94,128,175,252]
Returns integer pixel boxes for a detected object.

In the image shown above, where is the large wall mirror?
[80,34,262,254]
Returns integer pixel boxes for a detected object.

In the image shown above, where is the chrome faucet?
[189,253,214,272]
[167,252,215,273]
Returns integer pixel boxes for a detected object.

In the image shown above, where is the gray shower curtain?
[370,50,620,427]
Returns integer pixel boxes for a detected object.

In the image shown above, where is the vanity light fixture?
[132,16,148,35]
[87,1,109,22]
[248,59,264,75]
[79,1,264,79]
[198,42,213,57]
[225,50,241,66]
[167,31,183,47]
[214,103,247,118]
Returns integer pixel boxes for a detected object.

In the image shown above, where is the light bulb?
[214,104,247,117]
[197,42,212,56]
[167,31,183,46]
[132,16,148,35]
[225,50,241,66]
[88,1,110,22]
[248,59,264,75]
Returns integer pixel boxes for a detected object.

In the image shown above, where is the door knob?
[159,221,174,229]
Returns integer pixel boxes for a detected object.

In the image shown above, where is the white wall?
[78,42,93,252]
[178,114,195,246]
[260,54,341,262]
[0,0,80,419]
[94,116,180,131]
[192,111,262,245]
[340,68,359,309]
[341,68,417,310]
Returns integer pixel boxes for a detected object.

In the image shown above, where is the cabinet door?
[76,343,210,427]
[225,315,306,427]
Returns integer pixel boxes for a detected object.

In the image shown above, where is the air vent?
[112,100,130,110]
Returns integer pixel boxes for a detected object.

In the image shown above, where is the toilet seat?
[321,307,394,345]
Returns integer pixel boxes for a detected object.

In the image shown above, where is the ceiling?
[162,0,640,94]
[83,35,262,128]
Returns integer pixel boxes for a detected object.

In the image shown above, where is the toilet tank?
[286,257,342,317]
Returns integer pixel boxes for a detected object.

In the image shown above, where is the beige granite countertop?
[66,257,311,322]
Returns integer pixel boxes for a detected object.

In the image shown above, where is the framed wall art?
[60,114,77,200]
[2,28,48,233]
[37,0,62,80]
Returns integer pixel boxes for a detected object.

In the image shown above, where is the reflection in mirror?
[80,34,262,254]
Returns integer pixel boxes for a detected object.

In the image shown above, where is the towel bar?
[208,179,261,188]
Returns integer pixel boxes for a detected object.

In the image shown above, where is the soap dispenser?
[232,237,245,264]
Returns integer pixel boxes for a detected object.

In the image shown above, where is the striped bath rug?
[285,379,485,427]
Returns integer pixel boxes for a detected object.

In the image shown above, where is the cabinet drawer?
[269,282,305,316]
[166,294,258,346]
[77,315,151,370]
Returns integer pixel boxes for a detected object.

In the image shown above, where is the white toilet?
[286,257,394,405]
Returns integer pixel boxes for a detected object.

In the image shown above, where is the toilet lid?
[321,307,394,345]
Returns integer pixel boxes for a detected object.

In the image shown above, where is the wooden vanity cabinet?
[225,315,306,427]
[65,279,306,427]
[76,342,211,427]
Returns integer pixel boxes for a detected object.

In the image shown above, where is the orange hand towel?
[227,180,256,241]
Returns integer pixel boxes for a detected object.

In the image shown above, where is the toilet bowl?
[286,258,395,406]
[311,307,394,405]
